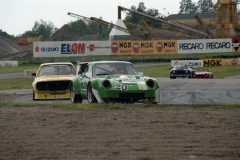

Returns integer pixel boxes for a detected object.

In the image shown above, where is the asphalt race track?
[0,74,240,104]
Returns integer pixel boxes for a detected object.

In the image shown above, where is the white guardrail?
[0,61,18,67]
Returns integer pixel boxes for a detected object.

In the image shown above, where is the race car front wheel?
[70,85,82,103]
[87,84,97,103]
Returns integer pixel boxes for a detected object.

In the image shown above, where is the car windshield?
[175,63,189,69]
[38,64,76,76]
[93,63,137,76]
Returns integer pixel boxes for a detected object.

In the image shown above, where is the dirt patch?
[0,106,239,159]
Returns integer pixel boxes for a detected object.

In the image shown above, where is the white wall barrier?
[178,39,231,54]
[0,61,18,67]
[33,41,111,57]
[33,38,240,57]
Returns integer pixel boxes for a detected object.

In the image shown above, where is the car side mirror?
[138,72,143,76]
[32,73,36,77]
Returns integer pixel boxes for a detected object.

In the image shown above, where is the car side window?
[84,65,92,77]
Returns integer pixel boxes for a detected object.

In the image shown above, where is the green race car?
[70,61,160,103]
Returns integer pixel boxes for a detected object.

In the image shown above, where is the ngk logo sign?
[204,59,222,67]
[141,42,153,48]
[203,59,238,67]
[111,42,118,53]
[133,42,140,53]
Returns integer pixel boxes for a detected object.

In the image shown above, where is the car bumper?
[194,75,212,78]
[170,73,191,77]
[33,89,70,99]
[92,87,157,103]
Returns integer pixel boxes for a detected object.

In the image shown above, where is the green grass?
[0,77,34,90]
[0,64,240,90]
[0,101,239,110]
[0,101,149,110]
[0,51,240,90]
[0,51,239,75]
[137,65,171,77]
[18,52,239,64]
[0,64,38,74]
[203,65,240,78]
[136,65,240,79]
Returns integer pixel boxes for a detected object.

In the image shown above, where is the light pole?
[163,8,166,17]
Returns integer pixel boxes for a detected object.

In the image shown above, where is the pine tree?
[179,0,197,14]
[197,0,213,13]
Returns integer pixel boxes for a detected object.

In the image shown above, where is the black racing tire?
[70,85,82,103]
[87,84,97,103]
[191,71,195,78]
[170,76,176,79]
[33,92,36,100]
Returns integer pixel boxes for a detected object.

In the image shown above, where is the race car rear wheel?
[33,92,36,100]
[87,84,97,103]
[70,85,82,103]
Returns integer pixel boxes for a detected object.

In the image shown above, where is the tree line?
[179,0,222,13]
[9,0,220,40]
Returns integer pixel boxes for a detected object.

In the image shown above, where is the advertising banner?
[171,60,203,68]
[33,41,111,57]
[178,39,231,54]
[203,59,238,67]
[232,38,240,52]
[111,40,178,55]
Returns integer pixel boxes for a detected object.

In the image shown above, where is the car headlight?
[172,70,175,73]
[102,80,111,88]
[146,79,154,88]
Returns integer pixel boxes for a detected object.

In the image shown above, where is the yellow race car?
[32,62,76,100]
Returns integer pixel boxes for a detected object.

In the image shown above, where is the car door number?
[115,84,128,90]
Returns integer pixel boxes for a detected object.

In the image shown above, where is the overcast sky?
[0,0,198,36]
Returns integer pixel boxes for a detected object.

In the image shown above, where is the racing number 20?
[115,84,128,90]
